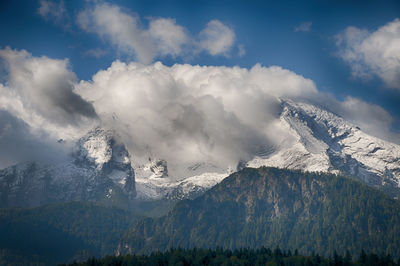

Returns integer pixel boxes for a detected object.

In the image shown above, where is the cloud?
[0,110,69,168]
[0,47,97,141]
[1,49,396,173]
[336,18,400,90]
[77,2,238,63]
[37,0,70,29]
[83,48,108,58]
[76,61,318,175]
[148,18,190,57]
[294,21,312,32]
[199,20,235,56]
[77,2,155,64]
[75,61,400,176]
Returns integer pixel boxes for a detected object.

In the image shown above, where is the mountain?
[0,127,228,209]
[118,167,400,258]
[0,128,136,209]
[0,201,139,265]
[248,99,400,198]
[1,99,399,206]
[134,99,400,201]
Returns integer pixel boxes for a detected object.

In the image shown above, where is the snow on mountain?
[1,99,400,206]
[0,126,228,207]
[248,99,400,196]
[136,98,400,201]
[0,127,136,208]
[134,159,229,200]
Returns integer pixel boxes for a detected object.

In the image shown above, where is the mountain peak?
[0,126,136,208]
[249,100,400,197]
[76,127,116,168]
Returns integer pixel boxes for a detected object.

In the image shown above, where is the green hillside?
[119,167,400,258]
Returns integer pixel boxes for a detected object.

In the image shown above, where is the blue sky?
[0,0,399,130]
[1,0,399,120]
[0,0,400,168]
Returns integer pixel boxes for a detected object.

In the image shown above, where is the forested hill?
[0,202,139,265]
[119,167,400,258]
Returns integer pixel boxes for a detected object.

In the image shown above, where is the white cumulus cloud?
[148,18,190,57]
[77,2,155,64]
[336,18,400,90]
[198,20,236,56]
[76,2,238,63]
[76,61,316,174]
[0,48,396,172]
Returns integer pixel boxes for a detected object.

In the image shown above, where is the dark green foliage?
[2,167,400,265]
[120,167,400,258]
[63,247,400,266]
[0,202,139,265]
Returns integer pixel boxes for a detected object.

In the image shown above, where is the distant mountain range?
[1,99,399,209]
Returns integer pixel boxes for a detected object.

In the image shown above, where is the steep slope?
[248,100,400,197]
[131,99,400,201]
[118,167,400,258]
[0,128,136,208]
[1,99,399,204]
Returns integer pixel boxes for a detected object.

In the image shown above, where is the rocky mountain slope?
[0,128,227,208]
[130,99,400,201]
[118,167,400,258]
[1,99,400,206]
[248,99,400,197]
[0,128,136,208]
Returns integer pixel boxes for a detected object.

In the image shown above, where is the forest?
[64,247,399,266]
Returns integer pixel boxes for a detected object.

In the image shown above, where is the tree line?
[64,247,399,266]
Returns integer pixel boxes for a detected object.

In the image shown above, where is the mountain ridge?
[248,99,400,197]
[1,99,400,207]
[118,167,400,258]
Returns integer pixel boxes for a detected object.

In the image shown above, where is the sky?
[0,0,399,171]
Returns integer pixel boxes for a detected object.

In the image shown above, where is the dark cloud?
[0,47,98,128]
[0,110,69,168]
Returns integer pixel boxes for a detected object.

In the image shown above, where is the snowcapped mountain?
[0,127,228,207]
[1,99,400,207]
[248,99,400,197]
[134,99,400,200]
[0,128,136,208]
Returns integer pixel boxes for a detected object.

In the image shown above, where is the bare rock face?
[0,127,136,208]
[248,99,400,198]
